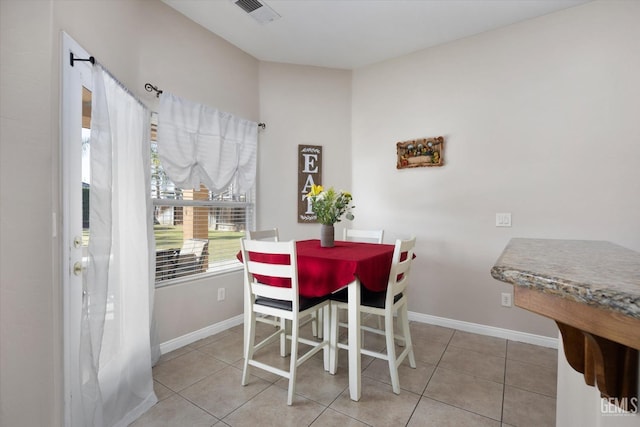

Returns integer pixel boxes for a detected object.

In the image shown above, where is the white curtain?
[157,92,258,192]
[80,64,157,427]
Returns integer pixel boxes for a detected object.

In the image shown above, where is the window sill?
[155,262,243,288]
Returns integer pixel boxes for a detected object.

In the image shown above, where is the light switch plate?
[501,292,512,307]
[496,213,512,227]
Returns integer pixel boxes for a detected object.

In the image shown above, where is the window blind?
[151,135,254,285]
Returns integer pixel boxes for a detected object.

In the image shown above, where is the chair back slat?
[248,228,280,241]
[343,228,384,244]
[251,282,294,301]
[246,260,294,278]
[387,237,416,300]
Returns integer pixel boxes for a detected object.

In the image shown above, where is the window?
[151,128,254,286]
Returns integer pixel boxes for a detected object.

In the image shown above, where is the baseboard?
[408,311,558,349]
[159,311,558,355]
[159,314,244,355]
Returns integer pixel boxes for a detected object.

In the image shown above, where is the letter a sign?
[298,145,322,223]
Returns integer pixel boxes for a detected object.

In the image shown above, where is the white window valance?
[157,92,258,193]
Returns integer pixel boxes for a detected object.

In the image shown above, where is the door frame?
[61,32,92,427]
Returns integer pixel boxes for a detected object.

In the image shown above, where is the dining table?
[238,238,396,401]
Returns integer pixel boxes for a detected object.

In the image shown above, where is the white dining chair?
[240,238,331,405]
[246,228,287,354]
[248,228,324,341]
[329,237,417,394]
[343,228,384,244]
[315,229,386,340]
[343,228,385,330]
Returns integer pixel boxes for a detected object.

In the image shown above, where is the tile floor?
[134,317,558,427]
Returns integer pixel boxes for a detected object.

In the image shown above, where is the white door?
[61,32,93,427]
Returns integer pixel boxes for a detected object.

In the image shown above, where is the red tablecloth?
[238,239,395,297]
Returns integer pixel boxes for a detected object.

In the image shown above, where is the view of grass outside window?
[151,137,254,285]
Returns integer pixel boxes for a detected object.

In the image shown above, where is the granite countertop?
[491,238,640,320]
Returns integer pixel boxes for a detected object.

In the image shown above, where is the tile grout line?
[501,341,510,424]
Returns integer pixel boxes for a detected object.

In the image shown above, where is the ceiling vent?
[233,0,281,24]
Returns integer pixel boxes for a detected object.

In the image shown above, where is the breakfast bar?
[491,238,640,409]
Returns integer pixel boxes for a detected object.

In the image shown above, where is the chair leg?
[311,311,318,337]
[399,305,416,368]
[287,318,299,405]
[322,304,330,371]
[384,309,401,394]
[329,303,339,374]
[311,309,324,339]
[316,308,323,339]
[280,318,287,357]
[242,312,257,386]
[394,309,406,347]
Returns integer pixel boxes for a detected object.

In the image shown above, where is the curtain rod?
[69,54,266,131]
[71,52,149,112]
[144,82,266,130]
[70,52,95,66]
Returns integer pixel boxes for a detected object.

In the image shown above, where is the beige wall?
[257,62,352,241]
[1,1,59,425]
[351,0,640,338]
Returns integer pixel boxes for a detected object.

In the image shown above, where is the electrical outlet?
[501,292,512,307]
[496,213,512,227]
[217,287,226,301]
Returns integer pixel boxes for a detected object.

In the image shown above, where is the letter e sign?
[298,145,322,223]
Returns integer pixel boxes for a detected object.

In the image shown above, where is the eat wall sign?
[298,145,322,223]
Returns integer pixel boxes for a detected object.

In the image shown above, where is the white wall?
[1,1,60,424]
[351,0,640,338]
[257,62,352,240]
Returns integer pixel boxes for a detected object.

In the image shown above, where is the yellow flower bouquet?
[307,184,355,225]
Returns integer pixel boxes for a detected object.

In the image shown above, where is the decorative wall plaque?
[298,145,322,223]
[397,136,444,169]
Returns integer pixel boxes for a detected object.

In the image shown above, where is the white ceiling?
[162,0,591,70]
